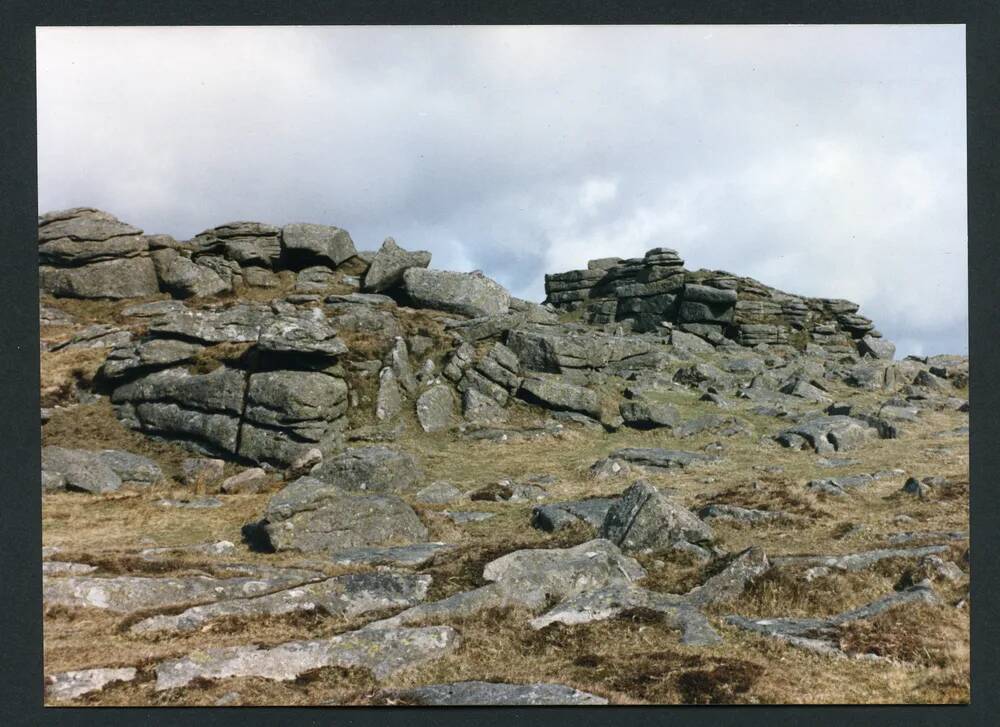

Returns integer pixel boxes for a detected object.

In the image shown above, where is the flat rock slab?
[258,486,428,554]
[530,547,769,646]
[726,584,938,656]
[156,497,223,509]
[445,511,496,524]
[371,539,646,628]
[43,568,324,614]
[885,531,967,546]
[529,584,717,645]
[154,625,460,690]
[379,681,608,706]
[42,447,163,494]
[311,446,423,494]
[131,572,432,635]
[46,667,138,702]
[697,504,791,525]
[805,474,875,496]
[770,545,949,573]
[775,416,879,454]
[43,561,99,576]
[328,543,455,568]
[414,482,463,504]
[531,498,616,532]
[606,448,716,470]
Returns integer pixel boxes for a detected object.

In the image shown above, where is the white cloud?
[37,25,967,355]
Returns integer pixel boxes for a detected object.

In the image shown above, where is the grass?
[39,300,969,706]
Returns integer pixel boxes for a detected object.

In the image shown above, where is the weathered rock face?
[311,446,423,493]
[599,481,713,554]
[281,223,357,267]
[104,303,351,467]
[775,415,880,453]
[543,245,890,356]
[362,237,431,292]
[518,375,600,419]
[403,268,510,318]
[39,209,161,299]
[154,625,460,690]
[506,324,671,374]
[251,476,428,554]
[42,447,163,493]
[38,209,154,288]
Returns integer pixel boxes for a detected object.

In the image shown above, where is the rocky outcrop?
[543,246,891,357]
[402,268,510,318]
[103,303,350,466]
[39,208,160,299]
[362,237,431,292]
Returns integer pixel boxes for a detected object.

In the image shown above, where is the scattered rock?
[155,625,460,690]
[599,481,713,554]
[42,447,163,494]
[250,477,428,554]
[220,467,269,494]
[131,572,432,635]
[376,681,608,706]
[414,481,463,504]
[46,667,138,702]
[181,458,225,487]
[726,583,938,656]
[531,498,617,532]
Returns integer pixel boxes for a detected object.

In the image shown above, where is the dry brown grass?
[39,329,970,706]
[40,348,109,407]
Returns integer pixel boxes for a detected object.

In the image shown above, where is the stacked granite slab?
[102,302,350,467]
[39,209,363,300]
[544,247,888,355]
[38,208,161,299]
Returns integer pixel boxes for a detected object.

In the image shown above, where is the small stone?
[220,468,269,494]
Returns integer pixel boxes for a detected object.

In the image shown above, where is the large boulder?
[858,334,896,360]
[311,446,423,493]
[152,249,230,298]
[42,447,163,494]
[518,375,600,418]
[402,268,510,318]
[775,415,880,453]
[254,478,428,554]
[193,221,282,269]
[599,481,713,553]
[415,385,456,433]
[362,237,431,292]
[281,223,357,267]
[40,257,160,299]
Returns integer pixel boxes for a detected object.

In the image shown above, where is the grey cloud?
[37,25,966,355]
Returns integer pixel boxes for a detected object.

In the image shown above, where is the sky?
[36,25,967,356]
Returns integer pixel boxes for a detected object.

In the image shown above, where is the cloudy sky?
[37,25,967,356]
